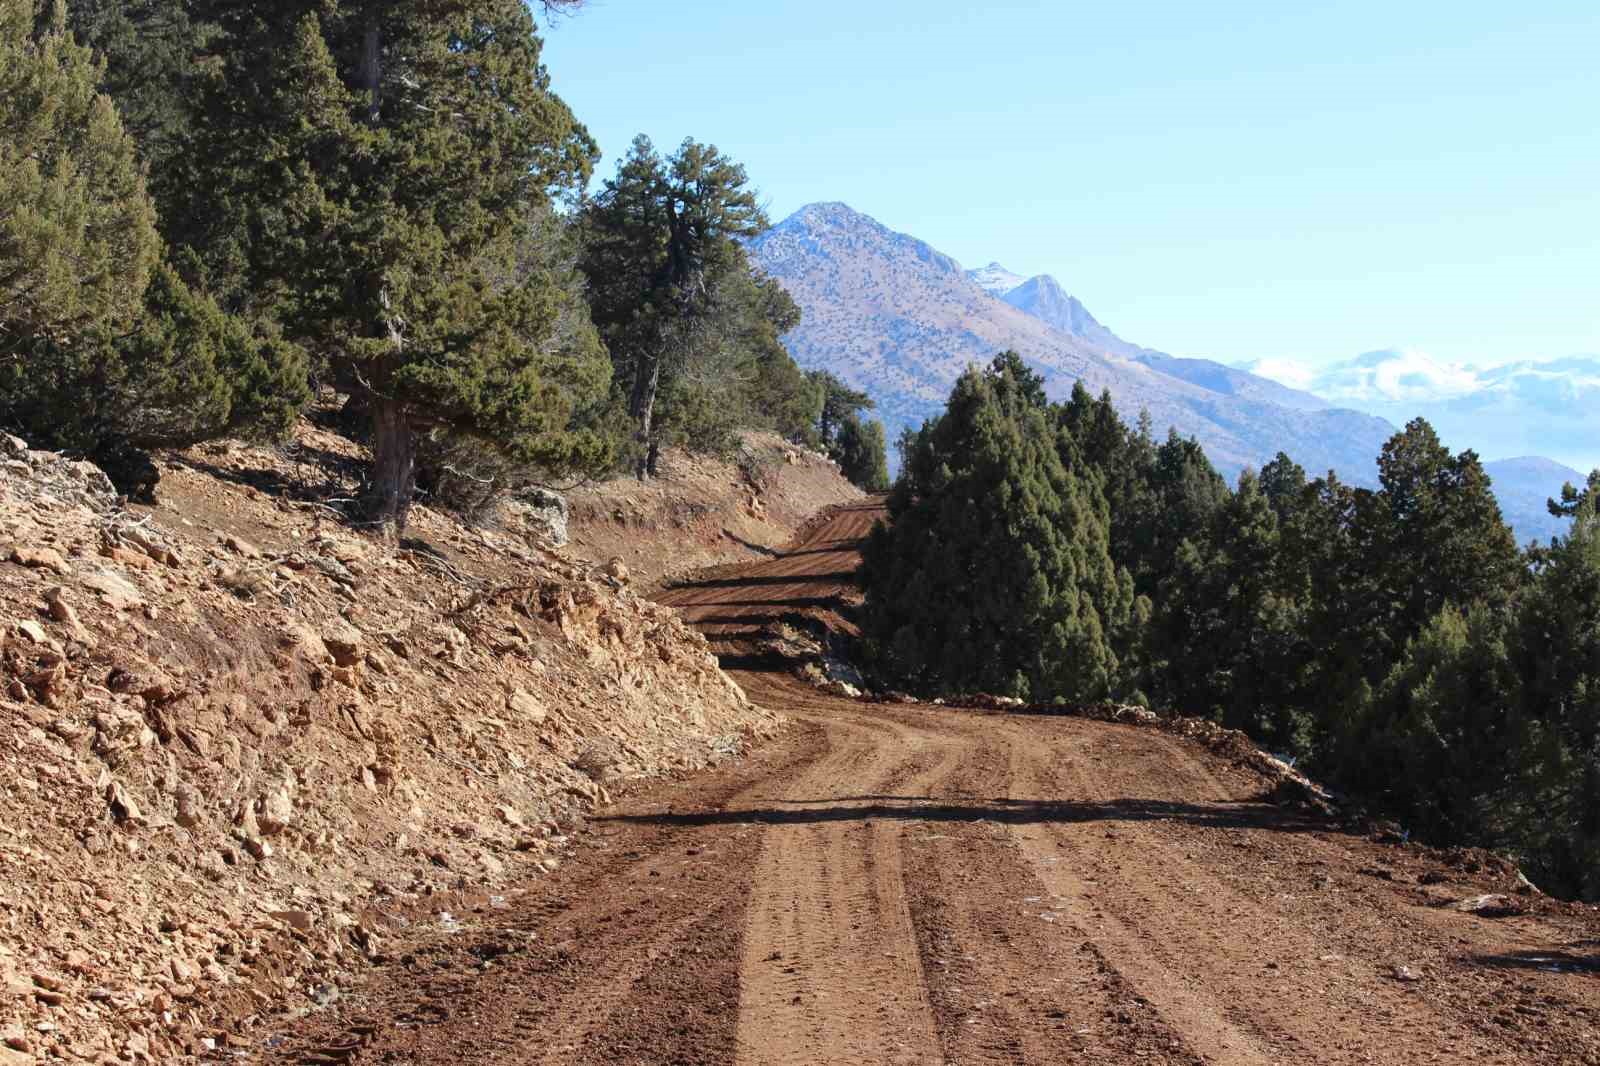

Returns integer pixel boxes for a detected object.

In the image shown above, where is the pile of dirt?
[0,427,778,1063]
[564,432,864,590]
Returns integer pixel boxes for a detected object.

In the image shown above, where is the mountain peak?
[791,201,867,223]
[967,262,1028,297]
[1000,275,1129,353]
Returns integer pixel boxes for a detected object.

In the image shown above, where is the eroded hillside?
[563,431,864,589]
[0,425,784,1063]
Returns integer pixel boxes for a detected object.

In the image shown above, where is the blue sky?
[539,2,1600,371]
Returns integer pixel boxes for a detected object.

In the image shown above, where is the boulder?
[80,571,144,610]
[322,624,364,667]
[507,688,548,724]
[522,489,569,547]
[9,546,69,575]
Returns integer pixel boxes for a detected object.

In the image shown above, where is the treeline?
[0,1,887,529]
[863,352,1600,900]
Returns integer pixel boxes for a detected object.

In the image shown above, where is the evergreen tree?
[1345,604,1523,846]
[861,353,1131,699]
[1510,501,1600,897]
[5,263,308,495]
[580,135,766,479]
[0,1,300,487]
[1548,469,1600,519]
[808,370,874,449]
[646,262,812,459]
[171,1,606,532]
[64,0,205,213]
[833,413,890,492]
[0,0,159,358]
[1372,419,1521,639]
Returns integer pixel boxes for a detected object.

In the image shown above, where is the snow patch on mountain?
[966,262,1028,297]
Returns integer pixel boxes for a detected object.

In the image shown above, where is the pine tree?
[0,0,159,358]
[1510,500,1600,898]
[580,135,767,479]
[171,2,606,532]
[861,353,1131,699]
[64,0,205,213]
[833,413,890,492]
[0,1,299,487]
[6,263,309,495]
[1368,419,1521,659]
[1345,604,1523,844]
[808,371,874,449]
[1548,470,1600,520]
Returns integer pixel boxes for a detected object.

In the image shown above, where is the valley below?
[266,504,1600,1066]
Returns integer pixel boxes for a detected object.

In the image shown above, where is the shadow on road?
[1467,949,1600,975]
[668,571,861,591]
[598,795,1331,834]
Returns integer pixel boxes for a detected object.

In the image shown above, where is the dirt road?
[272,502,1600,1065]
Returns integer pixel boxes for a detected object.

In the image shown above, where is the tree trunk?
[357,21,381,124]
[628,352,661,481]
[368,398,415,538]
[646,436,662,478]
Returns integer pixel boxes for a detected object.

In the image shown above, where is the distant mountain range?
[1238,349,1600,479]
[749,201,1582,543]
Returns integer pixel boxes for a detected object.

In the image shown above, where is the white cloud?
[1318,348,1481,404]
[1234,356,1317,391]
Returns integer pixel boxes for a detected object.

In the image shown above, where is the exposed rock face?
[520,488,569,547]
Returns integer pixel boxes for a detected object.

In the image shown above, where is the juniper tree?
[0,0,159,359]
[833,413,890,492]
[581,135,767,478]
[172,1,606,532]
[0,1,301,488]
[64,0,206,216]
[861,353,1132,700]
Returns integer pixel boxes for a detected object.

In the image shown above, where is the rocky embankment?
[0,430,778,1063]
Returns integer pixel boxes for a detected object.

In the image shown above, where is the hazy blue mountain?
[1240,348,1600,477]
[752,202,1394,485]
[1484,456,1583,545]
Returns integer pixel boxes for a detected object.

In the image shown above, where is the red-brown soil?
[264,502,1600,1065]
[563,432,864,590]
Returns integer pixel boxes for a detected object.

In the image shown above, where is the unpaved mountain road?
[271,502,1600,1065]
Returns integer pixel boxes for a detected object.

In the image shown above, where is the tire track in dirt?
[731,690,954,1066]
[899,734,1207,1066]
[1005,720,1549,1066]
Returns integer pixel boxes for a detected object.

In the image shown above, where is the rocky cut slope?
[564,431,864,591]
[0,426,778,1063]
[750,202,1396,483]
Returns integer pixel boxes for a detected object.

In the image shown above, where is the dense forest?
[863,353,1600,900]
[0,0,890,529]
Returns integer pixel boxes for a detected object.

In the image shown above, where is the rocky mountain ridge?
[749,202,1396,486]
[751,202,1578,540]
